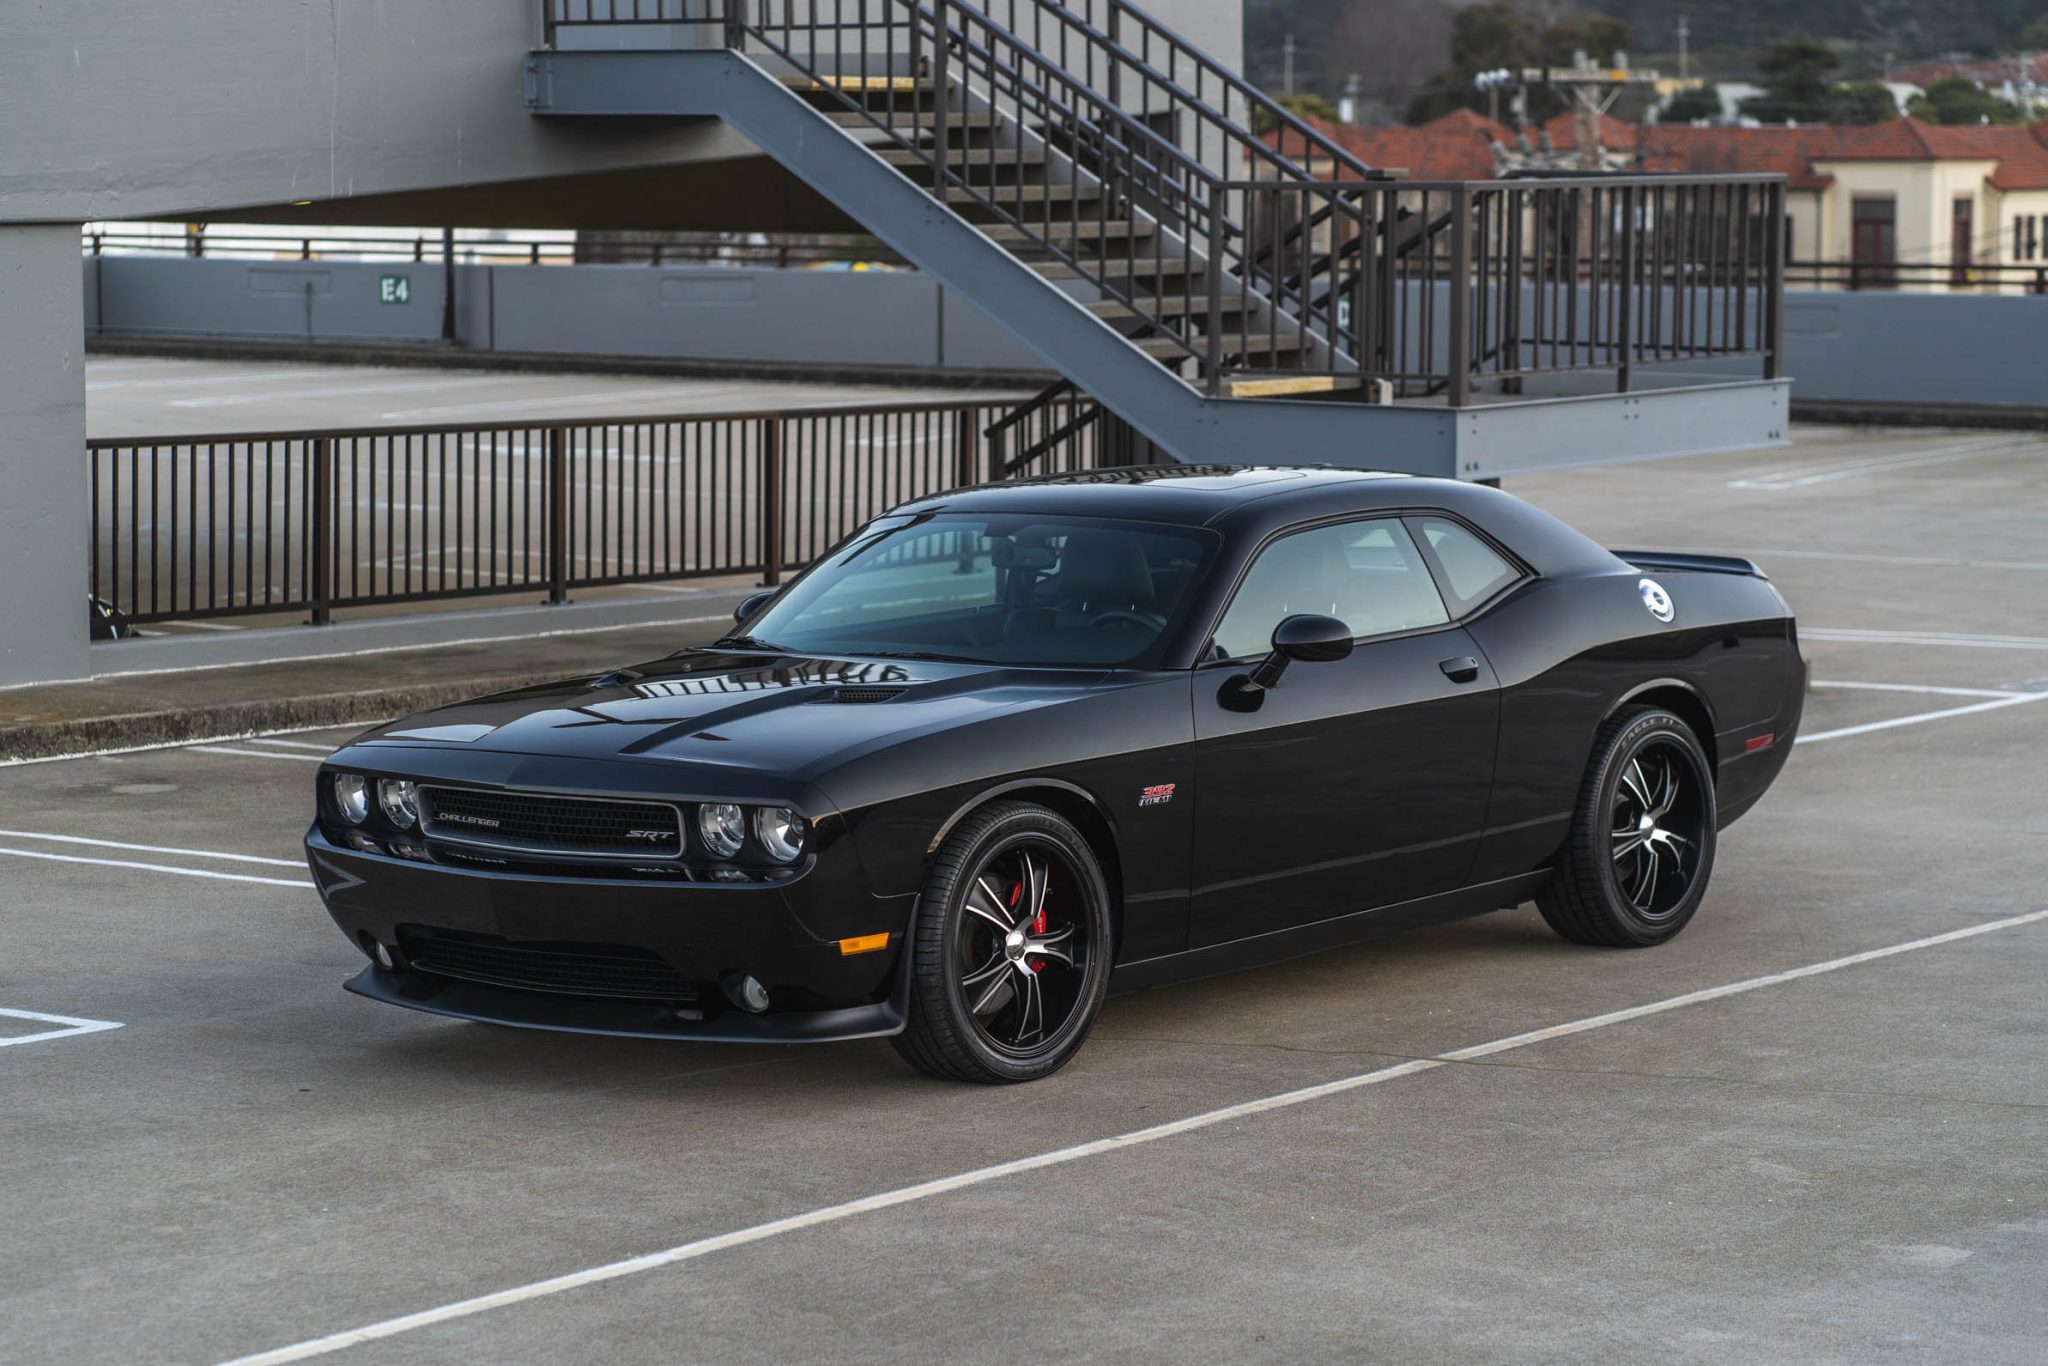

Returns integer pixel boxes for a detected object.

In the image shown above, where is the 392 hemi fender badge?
[1138,783,1177,807]
[1638,577,1675,623]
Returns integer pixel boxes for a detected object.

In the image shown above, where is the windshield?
[729,512,1219,668]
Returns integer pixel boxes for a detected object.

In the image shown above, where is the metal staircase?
[529,0,1790,479]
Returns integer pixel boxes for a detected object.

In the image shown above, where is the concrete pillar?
[0,225,89,688]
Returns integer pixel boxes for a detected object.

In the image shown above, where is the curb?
[0,671,580,765]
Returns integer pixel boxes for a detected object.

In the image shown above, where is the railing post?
[1204,208,1225,397]
[931,6,952,205]
[548,426,569,604]
[1762,181,1784,382]
[1616,184,1635,394]
[722,0,744,51]
[955,408,978,487]
[1446,184,1473,408]
[309,438,332,625]
[760,419,784,586]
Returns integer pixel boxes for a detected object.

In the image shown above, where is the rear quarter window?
[1412,516,1522,616]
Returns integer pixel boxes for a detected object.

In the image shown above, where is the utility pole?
[1525,50,1660,170]
[439,226,457,345]
[1282,33,1295,95]
[1677,16,1690,82]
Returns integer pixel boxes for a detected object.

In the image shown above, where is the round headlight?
[753,806,807,863]
[378,779,419,829]
[698,802,745,859]
[332,773,369,825]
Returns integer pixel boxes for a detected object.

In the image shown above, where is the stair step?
[878,146,1050,170]
[982,220,1156,244]
[944,182,1104,210]
[784,75,938,93]
[1127,333,1313,360]
[829,110,1007,132]
[1085,296,1249,320]
[1227,375,1365,399]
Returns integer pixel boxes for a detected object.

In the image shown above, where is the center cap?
[1004,930,1027,960]
[1639,813,1657,834]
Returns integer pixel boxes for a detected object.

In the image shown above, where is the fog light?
[343,830,383,855]
[378,778,419,829]
[332,773,369,825]
[721,973,771,1013]
[359,934,395,970]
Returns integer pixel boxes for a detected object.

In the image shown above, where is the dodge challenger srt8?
[306,466,1802,1083]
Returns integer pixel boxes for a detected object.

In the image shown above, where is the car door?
[1188,515,1501,948]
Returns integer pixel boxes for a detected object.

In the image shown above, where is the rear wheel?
[892,801,1112,1083]
[1537,707,1717,947]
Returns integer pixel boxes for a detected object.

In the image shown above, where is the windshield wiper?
[707,634,793,654]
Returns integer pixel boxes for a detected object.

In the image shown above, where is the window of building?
[1211,519,1448,660]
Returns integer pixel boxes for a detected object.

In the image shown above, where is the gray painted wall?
[87,256,1051,373]
[1780,291,2046,409]
[1,228,90,687]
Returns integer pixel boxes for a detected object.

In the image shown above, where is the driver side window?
[1211,518,1449,660]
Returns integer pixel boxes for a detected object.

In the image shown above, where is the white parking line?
[1728,437,2038,489]
[0,846,312,888]
[188,745,328,763]
[247,738,339,753]
[1803,627,2048,652]
[1725,546,2048,574]
[1797,692,2047,745]
[1810,680,2026,700]
[0,1006,125,1049]
[0,830,303,867]
[217,905,2048,1366]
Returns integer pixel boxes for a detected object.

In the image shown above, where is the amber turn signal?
[838,932,890,956]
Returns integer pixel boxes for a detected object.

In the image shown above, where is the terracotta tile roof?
[1891,54,2048,88]
[1270,112,2048,191]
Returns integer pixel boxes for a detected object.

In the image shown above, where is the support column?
[0,225,90,687]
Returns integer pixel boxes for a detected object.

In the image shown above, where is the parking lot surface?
[5,425,2046,1364]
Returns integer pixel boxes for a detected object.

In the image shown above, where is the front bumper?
[306,828,915,1043]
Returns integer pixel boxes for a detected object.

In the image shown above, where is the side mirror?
[1227,614,1353,708]
[734,590,775,625]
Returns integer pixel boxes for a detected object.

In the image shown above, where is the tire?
[1537,706,1718,948]
[891,801,1114,1083]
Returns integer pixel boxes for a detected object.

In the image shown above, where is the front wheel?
[891,801,1113,1083]
[1537,707,1718,947]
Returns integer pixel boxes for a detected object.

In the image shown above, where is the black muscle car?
[306,467,1802,1083]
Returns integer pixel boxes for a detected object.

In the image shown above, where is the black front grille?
[401,929,699,1001]
[420,786,682,859]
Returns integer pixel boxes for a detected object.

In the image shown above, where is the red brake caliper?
[1010,880,1049,972]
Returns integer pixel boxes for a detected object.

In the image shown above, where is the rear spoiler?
[1611,550,1768,580]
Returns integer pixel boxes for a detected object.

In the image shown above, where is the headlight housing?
[698,802,746,859]
[332,773,370,825]
[753,806,807,863]
[378,779,419,829]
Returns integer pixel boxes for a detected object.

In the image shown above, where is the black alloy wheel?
[1538,707,1718,947]
[893,801,1113,1083]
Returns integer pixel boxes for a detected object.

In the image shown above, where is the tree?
[1403,5,1634,124]
[1740,38,1840,122]
[1663,83,1724,122]
[1829,82,1901,122]
[1252,92,1342,133]
[2021,12,2048,49]
[1908,75,2024,123]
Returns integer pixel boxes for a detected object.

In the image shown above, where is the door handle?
[1438,656,1480,684]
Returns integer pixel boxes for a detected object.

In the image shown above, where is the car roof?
[892,465,1439,527]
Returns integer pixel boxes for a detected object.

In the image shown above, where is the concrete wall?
[1780,289,2047,408]
[0,228,90,687]
[87,255,1050,373]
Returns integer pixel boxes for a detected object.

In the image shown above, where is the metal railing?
[84,229,901,270]
[1785,259,2048,293]
[88,394,1120,626]
[538,0,1783,400]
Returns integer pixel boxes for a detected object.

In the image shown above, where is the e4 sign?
[378,274,412,305]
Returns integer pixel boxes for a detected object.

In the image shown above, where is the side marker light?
[1745,733,1776,753]
[838,932,891,956]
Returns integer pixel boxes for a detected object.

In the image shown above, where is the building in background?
[1288,111,2048,291]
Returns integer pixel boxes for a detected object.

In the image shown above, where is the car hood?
[349,650,1109,781]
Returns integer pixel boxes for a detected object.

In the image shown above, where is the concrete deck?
[2,425,2045,1363]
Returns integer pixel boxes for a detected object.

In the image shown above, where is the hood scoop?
[832,686,907,704]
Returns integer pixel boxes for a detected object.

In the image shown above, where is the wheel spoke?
[965,877,1012,933]
[970,968,1015,1017]
[1019,850,1049,930]
[1611,829,1649,862]
[961,952,1008,992]
[1621,758,1654,811]
[1027,924,1075,967]
[1650,756,1681,819]
[1016,968,1045,1042]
